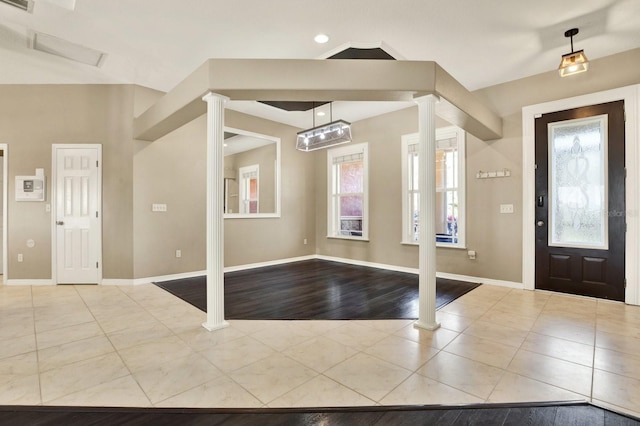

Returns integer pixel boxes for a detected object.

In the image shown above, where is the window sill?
[327,236,370,242]
[401,240,467,249]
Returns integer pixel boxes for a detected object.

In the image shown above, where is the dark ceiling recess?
[260,101,330,112]
[259,47,396,112]
[327,47,396,60]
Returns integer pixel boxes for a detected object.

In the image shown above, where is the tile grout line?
[30,285,45,406]
[80,285,155,407]
[590,300,600,404]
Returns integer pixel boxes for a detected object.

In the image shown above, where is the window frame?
[238,163,259,214]
[327,142,369,241]
[401,126,466,248]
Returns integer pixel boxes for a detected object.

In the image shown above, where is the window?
[239,164,259,214]
[401,126,465,247]
[327,142,368,240]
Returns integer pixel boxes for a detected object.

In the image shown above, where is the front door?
[535,101,625,301]
[55,146,102,284]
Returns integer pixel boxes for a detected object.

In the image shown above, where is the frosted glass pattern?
[337,161,364,236]
[339,162,363,193]
[549,115,608,249]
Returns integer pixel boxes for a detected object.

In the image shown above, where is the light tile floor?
[1,283,640,418]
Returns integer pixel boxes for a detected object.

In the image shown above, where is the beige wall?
[225,143,277,214]
[0,84,134,280]
[315,48,640,283]
[133,103,316,278]
[224,111,316,267]
[313,107,522,280]
[315,107,420,267]
[2,48,638,283]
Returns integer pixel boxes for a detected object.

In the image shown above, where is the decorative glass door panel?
[548,115,608,249]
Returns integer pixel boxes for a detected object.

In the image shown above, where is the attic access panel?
[259,47,396,112]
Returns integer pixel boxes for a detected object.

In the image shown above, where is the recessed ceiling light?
[314,34,329,44]
[317,111,326,117]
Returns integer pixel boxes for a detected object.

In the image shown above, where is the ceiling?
[1,0,639,130]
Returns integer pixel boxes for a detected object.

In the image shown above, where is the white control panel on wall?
[16,168,46,202]
[152,204,167,212]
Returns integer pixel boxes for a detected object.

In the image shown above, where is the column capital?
[202,91,230,103]
[413,94,440,105]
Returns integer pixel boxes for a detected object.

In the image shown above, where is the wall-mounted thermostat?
[16,168,46,202]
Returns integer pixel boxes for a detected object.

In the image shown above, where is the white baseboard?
[316,255,419,274]
[436,271,524,289]
[101,279,134,286]
[56,256,525,291]
[5,279,54,286]
[133,270,207,286]
[224,255,317,273]
[316,255,524,289]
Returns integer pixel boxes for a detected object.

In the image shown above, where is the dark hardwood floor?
[155,259,481,319]
[1,402,638,425]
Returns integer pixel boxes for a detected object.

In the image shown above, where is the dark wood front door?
[535,100,625,301]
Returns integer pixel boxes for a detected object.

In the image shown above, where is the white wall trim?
[223,255,317,273]
[5,279,54,286]
[131,270,207,286]
[105,257,317,285]
[317,254,523,288]
[96,255,523,291]
[435,271,524,289]
[101,279,135,286]
[0,144,7,282]
[316,254,419,274]
[522,84,639,305]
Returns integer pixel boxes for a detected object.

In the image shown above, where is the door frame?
[523,85,639,305]
[51,144,103,285]
[0,144,7,283]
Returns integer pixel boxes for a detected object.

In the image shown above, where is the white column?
[414,94,441,331]
[202,92,230,331]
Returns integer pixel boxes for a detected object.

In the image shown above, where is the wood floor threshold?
[1,400,638,425]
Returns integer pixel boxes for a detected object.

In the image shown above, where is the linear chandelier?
[558,28,589,77]
[296,103,352,152]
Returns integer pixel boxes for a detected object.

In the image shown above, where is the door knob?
[56,221,64,225]
[537,220,544,227]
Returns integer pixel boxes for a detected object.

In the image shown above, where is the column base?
[414,320,441,331]
[202,321,230,332]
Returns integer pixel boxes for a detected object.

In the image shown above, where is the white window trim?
[327,142,369,240]
[401,126,466,248]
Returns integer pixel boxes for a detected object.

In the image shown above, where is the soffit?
[133,59,502,142]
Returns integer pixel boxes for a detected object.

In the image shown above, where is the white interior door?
[55,146,101,284]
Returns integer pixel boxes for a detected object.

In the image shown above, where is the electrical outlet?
[303,238,308,245]
[18,254,23,262]
[500,204,514,214]
[175,249,181,258]
[152,204,168,212]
